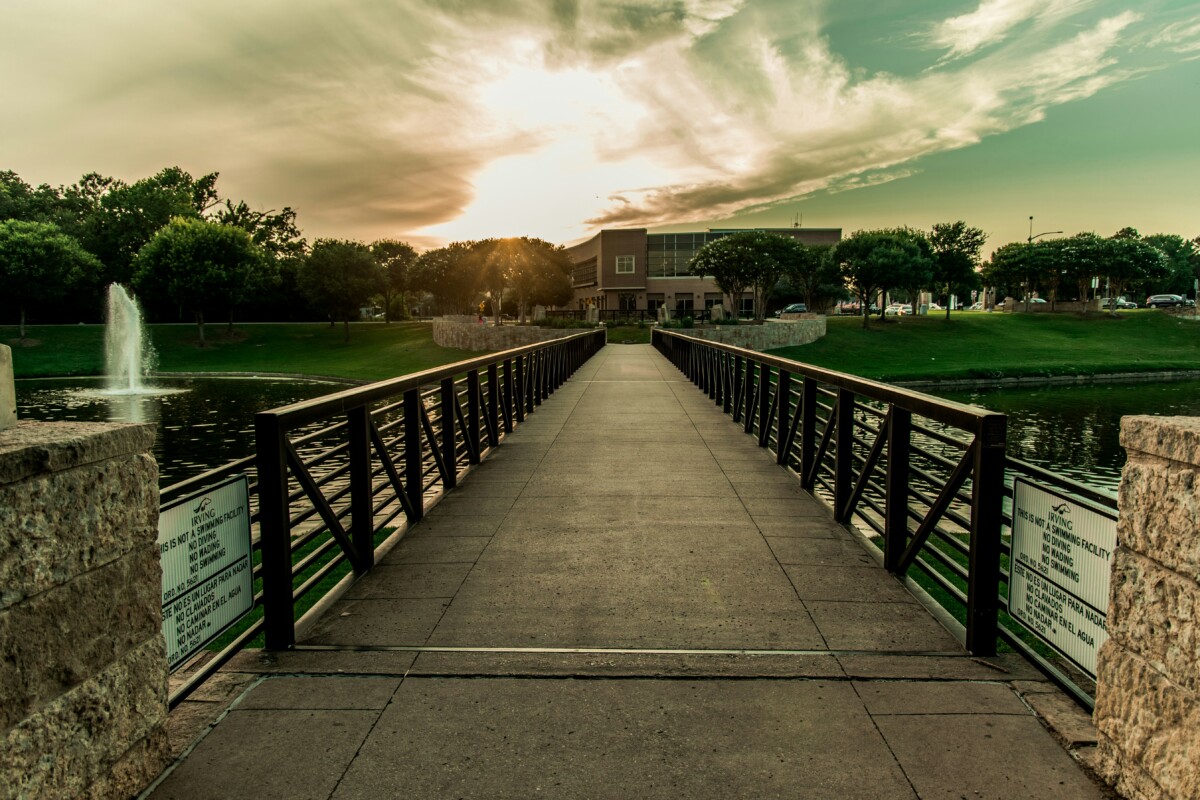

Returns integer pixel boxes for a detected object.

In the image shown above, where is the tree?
[370,239,418,322]
[779,244,840,312]
[1103,236,1167,317]
[1057,233,1107,309]
[0,220,99,339]
[983,242,1050,310]
[412,241,484,315]
[930,221,985,319]
[1141,234,1199,298]
[690,231,797,319]
[833,230,930,328]
[298,239,381,342]
[215,200,305,262]
[133,217,265,346]
[877,227,934,313]
[485,237,574,324]
[82,166,219,287]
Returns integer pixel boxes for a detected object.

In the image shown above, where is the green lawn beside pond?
[5,322,479,382]
[768,310,1200,382]
[8,310,1198,384]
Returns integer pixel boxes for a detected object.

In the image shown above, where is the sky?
[2,0,1198,255]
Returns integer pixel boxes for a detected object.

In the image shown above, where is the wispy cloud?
[0,0,1188,244]
[1149,16,1200,54]
[925,0,1094,62]
[587,7,1142,227]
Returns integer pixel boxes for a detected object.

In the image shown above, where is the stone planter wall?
[0,421,168,799]
[432,317,588,351]
[1094,416,1200,800]
[673,316,826,351]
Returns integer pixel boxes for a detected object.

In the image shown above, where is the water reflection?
[15,377,339,486]
[933,380,1200,491]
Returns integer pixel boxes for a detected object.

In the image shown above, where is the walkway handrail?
[653,328,1007,655]
[165,328,605,707]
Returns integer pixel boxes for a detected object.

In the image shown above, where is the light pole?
[1022,217,1063,311]
[1027,216,1062,244]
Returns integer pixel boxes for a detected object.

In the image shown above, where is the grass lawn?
[769,310,1200,382]
[604,323,655,344]
[5,322,480,382]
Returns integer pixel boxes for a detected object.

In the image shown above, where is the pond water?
[16,375,1200,494]
[15,377,341,487]
[932,379,1200,492]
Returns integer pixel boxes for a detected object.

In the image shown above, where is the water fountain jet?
[104,284,157,395]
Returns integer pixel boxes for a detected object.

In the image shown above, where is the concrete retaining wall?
[0,421,169,799]
[674,316,826,351]
[1095,416,1200,800]
[432,317,587,351]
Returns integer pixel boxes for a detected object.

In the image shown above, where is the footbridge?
[147,332,1109,799]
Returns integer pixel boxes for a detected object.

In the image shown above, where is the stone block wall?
[676,316,826,351]
[1094,416,1200,800]
[432,317,590,351]
[0,421,169,799]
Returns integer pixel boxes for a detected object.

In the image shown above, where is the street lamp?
[1027,216,1062,244]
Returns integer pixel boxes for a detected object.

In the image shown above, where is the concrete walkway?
[149,345,1107,799]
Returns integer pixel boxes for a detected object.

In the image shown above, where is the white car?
[884,304,913,316]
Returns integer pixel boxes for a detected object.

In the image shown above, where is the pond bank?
[896,369,1200,391]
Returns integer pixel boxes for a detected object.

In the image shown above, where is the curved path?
[149,345,1107,799]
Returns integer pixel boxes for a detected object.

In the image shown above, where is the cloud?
[1149,16,1200,54]
[925,0,1094,62]
[0,0,1186,246]
[586,8,1143,227]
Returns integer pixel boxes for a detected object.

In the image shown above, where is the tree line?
[690,223,1199,328]
[0,166,574,343]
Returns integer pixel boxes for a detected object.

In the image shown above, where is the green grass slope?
[769,310,1200,382]
[5,322,480,382]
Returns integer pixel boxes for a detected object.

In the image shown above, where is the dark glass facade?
[646,232,730,277]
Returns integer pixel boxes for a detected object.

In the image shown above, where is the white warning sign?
[158,475,253,671]
[1008,478,1117,678]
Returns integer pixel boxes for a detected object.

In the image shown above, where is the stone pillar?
[1094,416,1200,800]
[0,421,168,799]
[0,344,15,430]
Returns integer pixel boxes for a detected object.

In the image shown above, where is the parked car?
[1146,294,1187,308]
[1021,297,1048,305]
[884,304,913,316]
[774,302,808,316]
[1100,297,1137,309]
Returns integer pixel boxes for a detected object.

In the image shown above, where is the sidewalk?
[147,345,1107,799]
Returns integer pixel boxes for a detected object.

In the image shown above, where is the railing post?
[732,355,744,422]
[440,378,458,489]
[799,377,818,489]
[776,371,791,465]
[743,359,756,434]
[834,388,856,522]
[467,370,481,464]
[503,359,516,431]
[486,363,500,446]
[403,389,424,522]
[884,407,912,572]
[514,356,526,422]
[255,412,295,650]
[346,405,375,573]
[966,413,1006,656]
[722,353,732,413]
[757,362,771,447]
[712,349,720,400]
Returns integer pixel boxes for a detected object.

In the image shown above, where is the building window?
[739,296,755,317]
[619,293,637,312]
[646,294,665,312]
[616,255,635,274]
